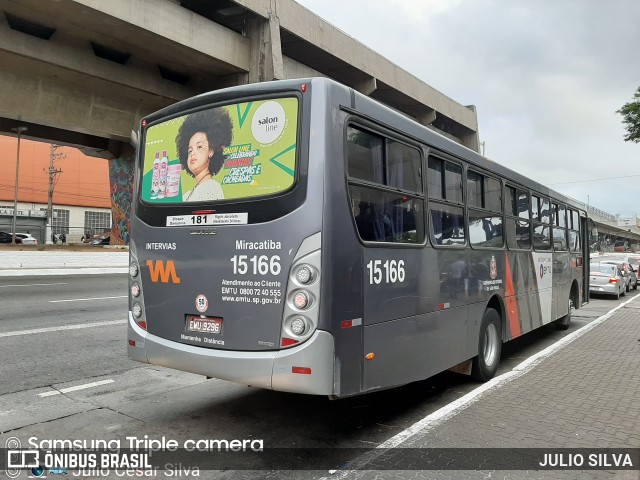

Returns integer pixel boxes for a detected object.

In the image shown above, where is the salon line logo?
[146,260,181,284]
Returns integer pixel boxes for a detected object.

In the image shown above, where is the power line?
[0,184,112,202]
[549,174,640,186]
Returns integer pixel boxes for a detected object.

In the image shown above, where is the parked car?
[12,233,38,245]
[597,256,638,291]
[589,262,626,299]
[0,231,11,243]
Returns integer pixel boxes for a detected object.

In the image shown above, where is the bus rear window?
[140,97,298,203]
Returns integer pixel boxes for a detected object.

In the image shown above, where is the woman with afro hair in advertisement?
[176,108,233,202]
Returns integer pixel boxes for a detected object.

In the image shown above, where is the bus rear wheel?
[471,308,502,382]
[555,297,573,330]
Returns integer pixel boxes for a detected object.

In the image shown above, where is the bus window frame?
[426,152,467,249]
[344,118,427,248]
[466,167,505,250]
[568,208,583,252]
[504,183,533,251]
[552,202,568,252]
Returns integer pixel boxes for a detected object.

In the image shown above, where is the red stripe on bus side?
[504,254,522,339]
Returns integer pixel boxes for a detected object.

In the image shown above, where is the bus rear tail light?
[129,247,147,332]
[129,262,139,278]
[290,317,307,335]
[132,302,147,330]
[292,291,310,309]
[280,236,321,349]
[295,266,313,284]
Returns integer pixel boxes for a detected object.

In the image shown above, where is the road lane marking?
[320,294,640,479]
[49,295,127,303]
[0,319,126,338]
[0,282,68,288]
[38,379,115,397]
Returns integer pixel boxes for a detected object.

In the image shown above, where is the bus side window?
[505,186,531,250]
[347,126,425,244]
[532,195,551,250]
[568,209,581,252]
[467,170,503,248]
[350,185,424,243]
[428,156,465,246]
[430,204,465,245]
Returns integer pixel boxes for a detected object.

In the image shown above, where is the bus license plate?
[186,315,222,334]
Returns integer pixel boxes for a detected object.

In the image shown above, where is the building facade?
[0,135,112,244]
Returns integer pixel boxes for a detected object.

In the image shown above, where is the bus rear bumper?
[127,312,335,395]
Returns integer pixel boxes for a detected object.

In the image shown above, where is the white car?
[13,233,38,245]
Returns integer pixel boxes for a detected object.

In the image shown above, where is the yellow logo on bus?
[146,260,181,284]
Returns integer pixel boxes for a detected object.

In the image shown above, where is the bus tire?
[555,297,572,330]
[471,308,502,382]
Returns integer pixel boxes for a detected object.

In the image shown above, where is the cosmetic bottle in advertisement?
[151,152,160,199]
[157,150,168,199]
[165,164,182,198]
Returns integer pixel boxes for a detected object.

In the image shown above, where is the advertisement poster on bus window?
[141,97,298,203]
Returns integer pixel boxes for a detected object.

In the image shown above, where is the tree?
[617,87,640,143]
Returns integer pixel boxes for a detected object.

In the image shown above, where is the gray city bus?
[128,77,589,398]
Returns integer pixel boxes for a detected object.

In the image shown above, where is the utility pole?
[45,144,64,245]
[10,126,27,244]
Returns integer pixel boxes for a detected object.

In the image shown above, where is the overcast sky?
[296,0,640,218]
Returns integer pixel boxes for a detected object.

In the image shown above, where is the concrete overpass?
[586,207,640,252]
[0,0,480,154]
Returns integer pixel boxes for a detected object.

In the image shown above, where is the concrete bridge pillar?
[247,4,284,83]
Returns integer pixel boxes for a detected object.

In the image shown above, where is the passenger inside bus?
[355,201,393,241]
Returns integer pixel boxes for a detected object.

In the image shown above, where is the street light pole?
[10,126,28,245]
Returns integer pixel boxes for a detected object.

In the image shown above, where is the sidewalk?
[333,297,640,480]
[0,249,128,276]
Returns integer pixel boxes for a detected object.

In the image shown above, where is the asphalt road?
[0,274,634,478]
[0,274,132,395]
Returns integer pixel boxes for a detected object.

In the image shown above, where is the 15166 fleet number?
[230,255,281,276]
[366,259,405,285]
